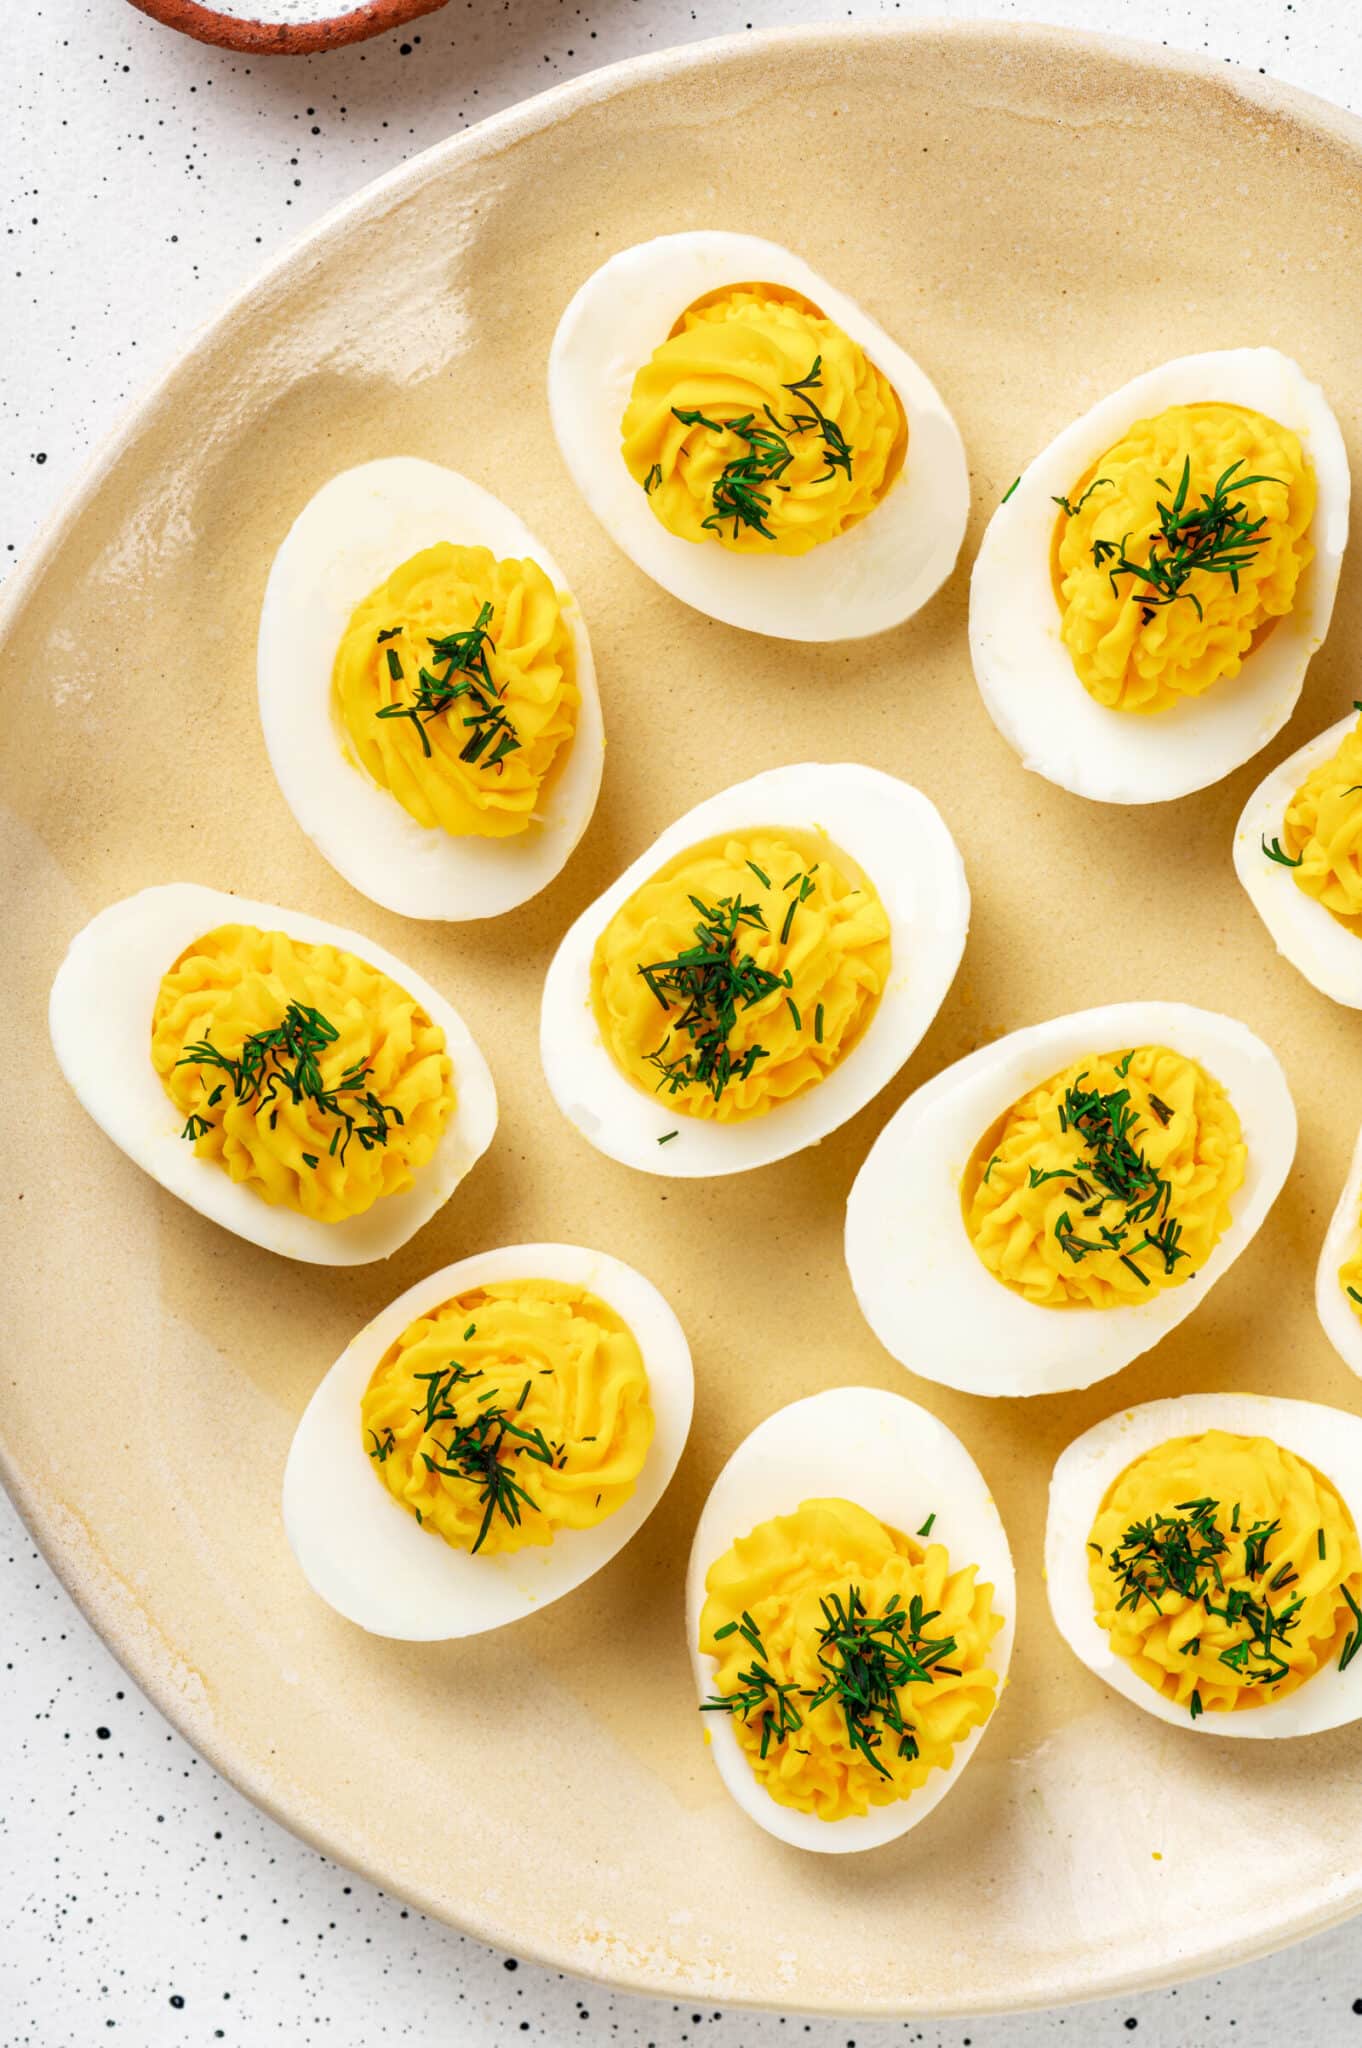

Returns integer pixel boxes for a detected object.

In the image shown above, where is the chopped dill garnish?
[1103,1496,1344,1707]
[981,1153,1000,1184]
[373,602,521,770]
[813,1003,824,1045]
[367,1426,396,1463]
[703,1587,958,1779]
[1341,1585,1362,1673]
[643,462,663,495]
[916,1512,936,1538]
[1043,1069,1183,1277]
[637,893,787,1104]
[665,357,854,541]
[175,1002,402,1169]
[1052,476,1113,517]
[1001,475,1020,504]
[786,995,801,1031]
[1089,456,1282,626]
[657,1129,679,1145]
[1262,834,1304,868]
[1348,1286,1362,1306]
[413,1356,564,1553]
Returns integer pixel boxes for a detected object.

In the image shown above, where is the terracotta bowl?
[127,0,449,55]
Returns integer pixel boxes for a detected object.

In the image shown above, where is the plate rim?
[7,15,1362,2016]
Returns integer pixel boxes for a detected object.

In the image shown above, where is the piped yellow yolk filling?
[1088,1431,1362,1715]
[621,285,906,555]
[590,830,891,1123]
[699,1498,1003,1821]
[360,1280,654,1555]
[961,1045,1245,1309]
[1053,401,1315,714]
[151,923,453,1223]
[1282,711,1362,930]
[332,542,579,839]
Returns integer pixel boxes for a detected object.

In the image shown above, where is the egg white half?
[970,349,1350,804]
[283,1242,694,1638]
[1233,711,1362,1008]
[1048,1392,1362,1737]
[48,883,497,1265]
[258,457,604,921]
[845,1001,1296,1397]
[548,231,970,641]
[540,762,969,1178]
[685,1386,1015,1853]
[1317,1120,1362,1378]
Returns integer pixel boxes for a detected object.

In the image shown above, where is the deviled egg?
[1316,1121,1362,1378]
[48,883,496,1264]
[971,349,1349,803]
[548,231,969,641]
[284,1242,693,1638]
[1234,704,1362,1007]
[1047,1394,1362,1736]
[258,457,603,920]
[845,1002,1295,1396]
[540,762,969,1176]
[686,1387,1013,1853]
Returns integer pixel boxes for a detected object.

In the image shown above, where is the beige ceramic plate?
[5,20,1362,2018]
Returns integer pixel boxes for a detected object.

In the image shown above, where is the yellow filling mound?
[1282,709,1362,929]
[332,542,579,838]
[1088,1431,1362,1715]
[699,1498,1003,1821]
[962,1045,1245,1309]
[1053,401,1315,713]
[360,1280,654,1554]
[152,923,454,1222]
[591,830,891,1122]
[621,285,906,554]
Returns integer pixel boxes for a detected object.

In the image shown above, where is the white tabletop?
[6,2,1362,2042]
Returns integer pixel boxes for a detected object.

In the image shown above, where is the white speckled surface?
[6,1,1362,2041]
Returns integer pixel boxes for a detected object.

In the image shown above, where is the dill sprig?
[702,1587,959,1777]
[1041,1067,1186,1283]
[373,602,521,769]
[413,1358,564,1554]
[175,1002,403,1166]
[666,356,854,541]
[638,893,790,1104]
[1087,455,1282,626]
[701,1613,806,1760]
[1262,834,1304,869]
[1102,1496,1355,1709]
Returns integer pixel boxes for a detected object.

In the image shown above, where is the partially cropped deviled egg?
[1234,702,1362,1007]
[846,1002,1295,1396]
[686,1387,1013,1853]
[548,231,969,641]
[1316,1122,1362,1378]
[971,350,1349,803]
[285,1242,693,1638]
[1047,1394,1362,1736]
[48,883,496,1264]
[540,763,969,1176]
[258,458,603,920]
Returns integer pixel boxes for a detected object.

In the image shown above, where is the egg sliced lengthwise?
[48,883,497,1264]
[549,231,969,641]
[540,763,969,1176]
[845,1001,1295,1396]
